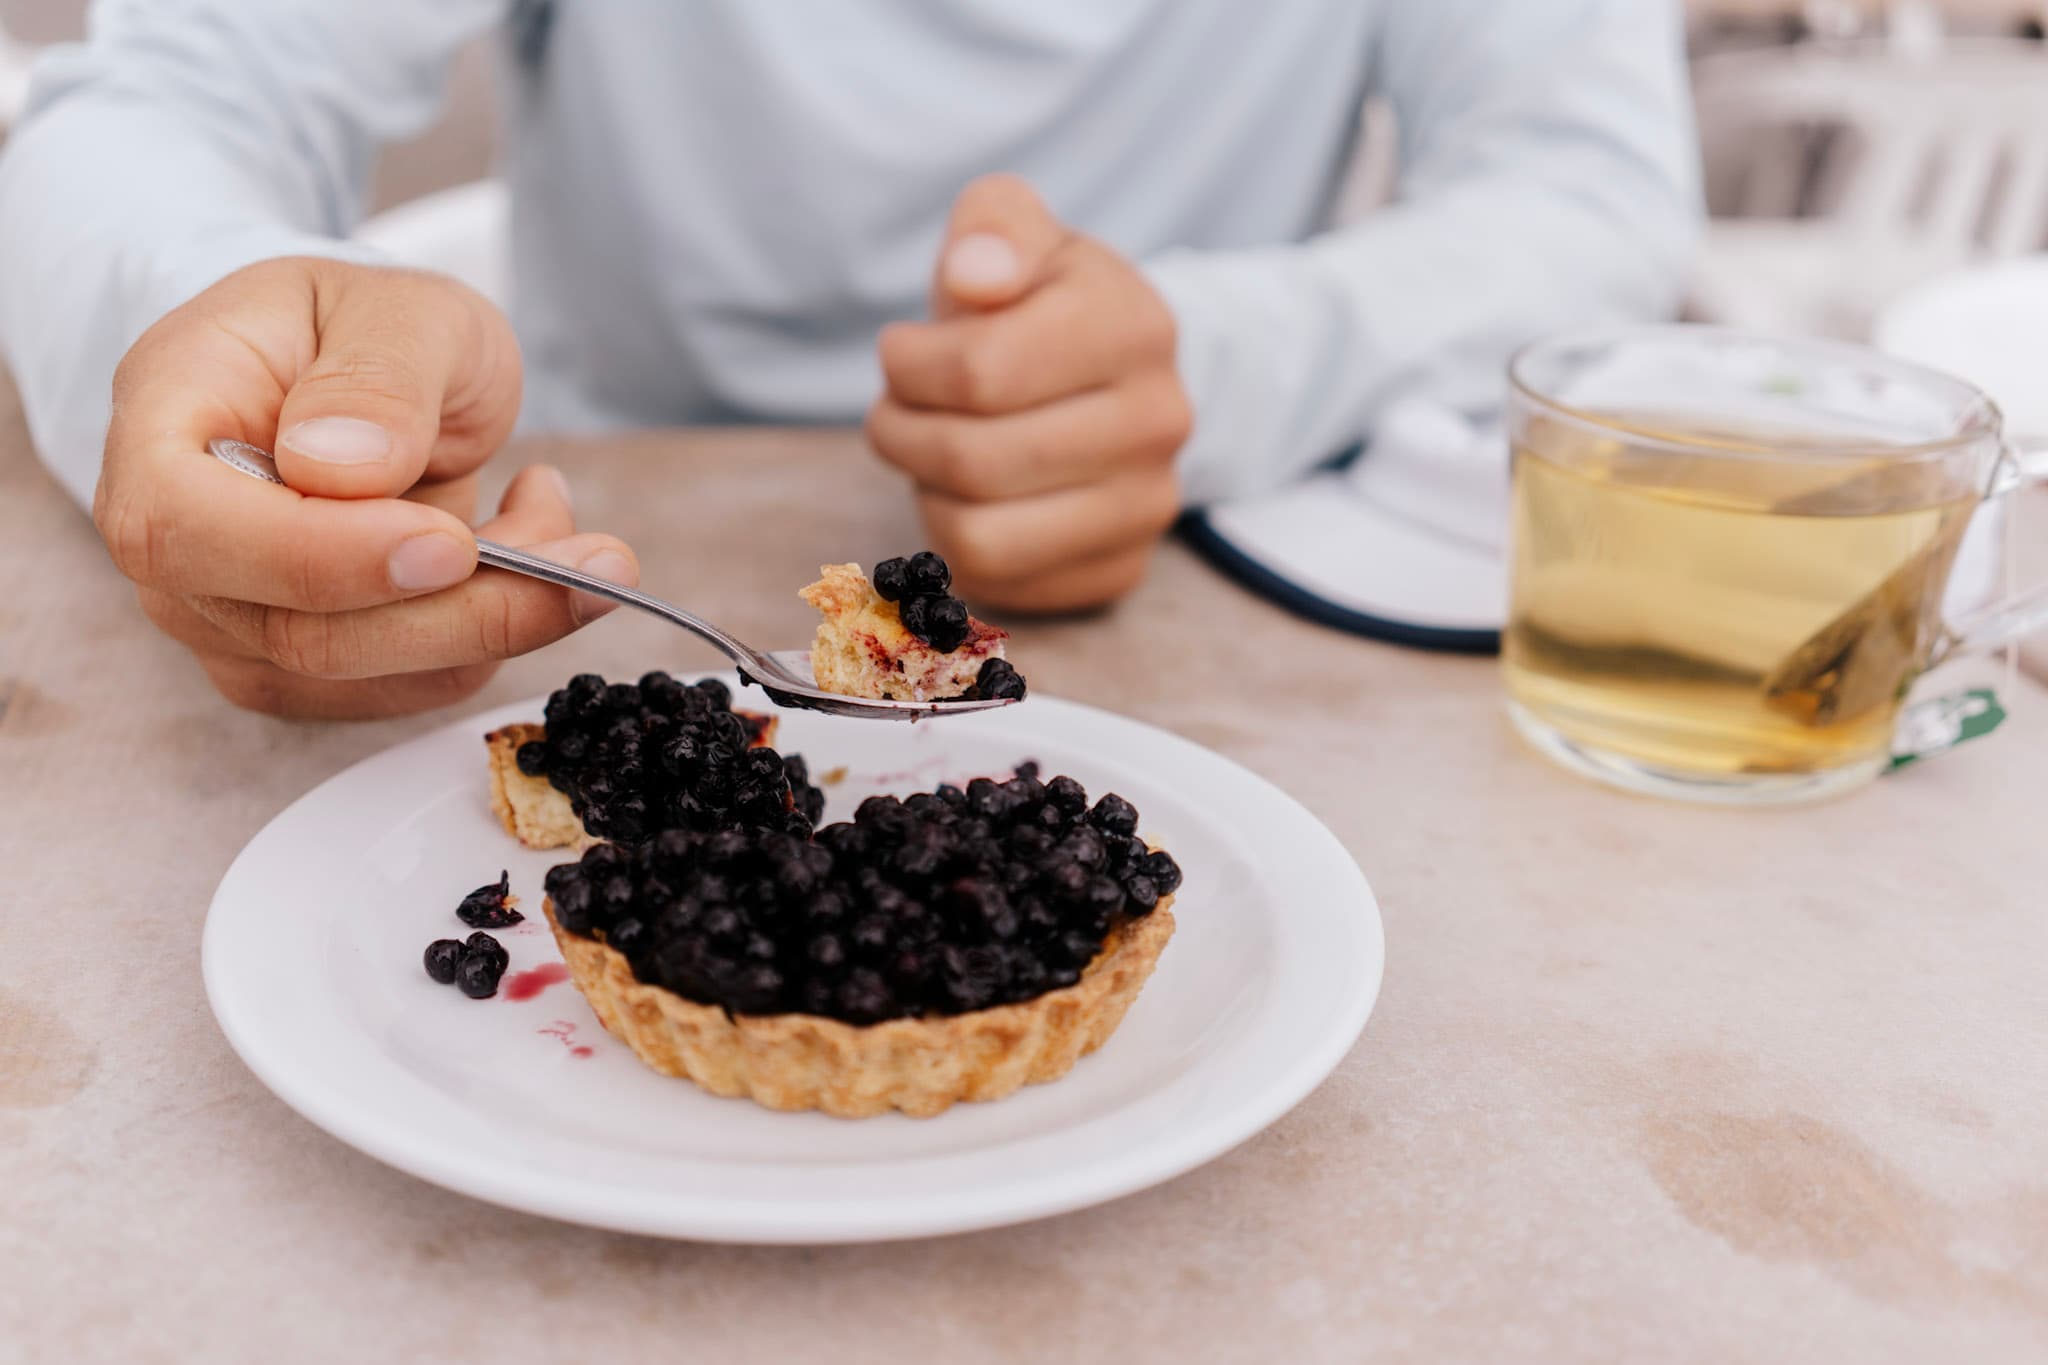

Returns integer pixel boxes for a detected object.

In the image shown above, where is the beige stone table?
[4,367,2047,1364]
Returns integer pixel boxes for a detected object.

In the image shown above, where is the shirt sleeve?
[0,0,506,509]
[1144,0,1703,507]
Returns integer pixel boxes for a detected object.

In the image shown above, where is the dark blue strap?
[1178,511,1501,656]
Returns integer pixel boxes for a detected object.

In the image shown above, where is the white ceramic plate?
[203,679,1383,1243]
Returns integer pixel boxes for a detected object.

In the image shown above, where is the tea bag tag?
[1886,687,2008,772]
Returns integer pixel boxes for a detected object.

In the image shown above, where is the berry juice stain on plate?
[505,962,570,1002]
[537,1018,595,1058]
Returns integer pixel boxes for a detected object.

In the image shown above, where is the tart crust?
[484,716,780,852]
[542,894,1175,1118]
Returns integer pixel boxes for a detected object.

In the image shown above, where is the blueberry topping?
[923,596,971,653]
[539,772,1176,1025]
[898,593,932,640]
[1142,849,1182,896]
[523,671,825,842]
[872,557,910,602]
[423,938,465,984]
[905,551,952,596]
[1088,793,1138,838]
[969,657,1027,702]
[456,870,523,929]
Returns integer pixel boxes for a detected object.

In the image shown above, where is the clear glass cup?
[1503,324,2048,805]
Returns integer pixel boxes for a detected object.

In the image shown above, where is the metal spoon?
[206,438,1019,722]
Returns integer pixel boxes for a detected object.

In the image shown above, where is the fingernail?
[388,532,473,592]
[543,466,573,510]
[571,549,636,625]
[280,416,393,466]
[944,233,1021,292]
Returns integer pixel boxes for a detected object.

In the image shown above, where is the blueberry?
[464,931,509,971]
[924,596,971,652]
[906,551,952,596]
[1045,775,1087,817]
[808,934,848,973]
[1124,875,1160,913]
[1082,875,1124,916]
[872,557,911,602]
[971,657,1027,701]
[423,939,465,984]
[1142,849,1182,895]
[567,673,606,707]
[1088,794,1139,838]
[898,593,932,641]
[515,742,550,777]
[836,969,897,1025]
[456,949,505,999]
[694,677,732,711]
[851,914,894,958]
[726,964,786,1014]
[1059,828,1108,871]
[638,670,673,693]
[1057,931,1102,970]
[608,917,648,955]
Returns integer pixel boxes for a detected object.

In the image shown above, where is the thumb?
[274,266,523,500]
[933,174,1070,316]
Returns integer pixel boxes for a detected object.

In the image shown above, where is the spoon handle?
[474,539,751,664]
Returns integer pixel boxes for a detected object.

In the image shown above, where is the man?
[0,0,1698,718]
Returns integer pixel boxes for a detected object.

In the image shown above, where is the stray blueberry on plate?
[465,931,509,973]
[423,938,465,984]
[456,949,506,999]
[457,869,523,929]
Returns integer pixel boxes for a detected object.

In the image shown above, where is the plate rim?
[202,684,1384,1243]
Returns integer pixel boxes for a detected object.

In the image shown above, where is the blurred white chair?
[1690,37,2048,337]
[354,178,510,307]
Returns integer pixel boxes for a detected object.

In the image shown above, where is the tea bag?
[1762,508,1968,727]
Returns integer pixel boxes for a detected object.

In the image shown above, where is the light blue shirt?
[0,0,1700,512]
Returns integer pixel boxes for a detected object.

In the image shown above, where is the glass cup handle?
[1931,439,2048,666]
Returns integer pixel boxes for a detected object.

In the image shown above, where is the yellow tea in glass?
[1504,327,2034,804]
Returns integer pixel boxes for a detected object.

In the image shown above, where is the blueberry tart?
[800,556,1023,703]
[539,769,1178,1117]
[487,672,826,851]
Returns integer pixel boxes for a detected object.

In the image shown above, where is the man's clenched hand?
[867,175,1191,613]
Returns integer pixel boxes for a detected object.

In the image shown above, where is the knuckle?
[474,590,520,661]
[420,663,497,709]
[316,348,420,405]
[258,607,345,677]
[205,659,289,716]
[1134,290,1179,357]
[94,487,158,583]
[1140,471,1183,532]
[952,338,1013,413]
[936,519,1007,587]
[1145,381,1194,459]
[931,423,994,499]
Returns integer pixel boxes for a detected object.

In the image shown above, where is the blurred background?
[9,0,2048,370]
[3,0,2045,671]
